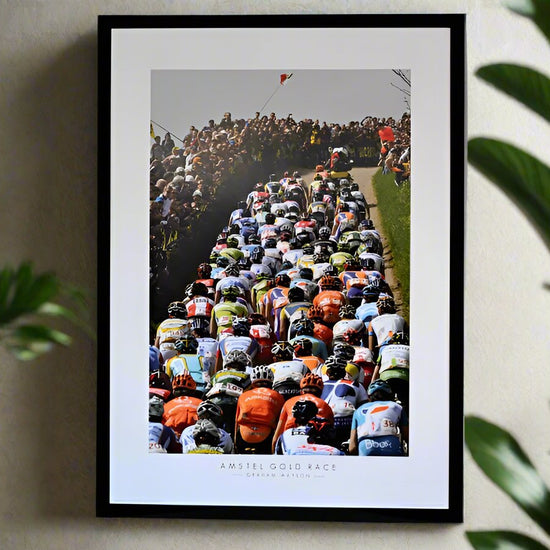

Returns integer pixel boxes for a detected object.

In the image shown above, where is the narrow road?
[300,166,404,312]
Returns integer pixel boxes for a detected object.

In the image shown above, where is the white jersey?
[276,426,344,455]
[379,344,409,373]
[196,337,219,378]
[155,318,190,360]
[283,249,304,266]
[332,319,365,341]
[321,380,368,417]
[369,314,407,347]
[271,360,309,385]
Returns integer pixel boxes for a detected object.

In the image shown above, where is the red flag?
[280,72,293,85]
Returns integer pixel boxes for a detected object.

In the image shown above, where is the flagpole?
[258,84,282,116]
[150,120,185,144]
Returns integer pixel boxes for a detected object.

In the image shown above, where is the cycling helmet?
[229,223,241,235]
[264,238,277,249]
[367,379,394,398]
[292,337,313,356]
[248,313,267,325]
[350,182,359,191]
[332,342,356,360]
[197,263,212,278]
[226,235,240,249]
[189,282,209,297]
[250,246,265,263]
[280,261,294,271]
[339,178,350,187]
[360,257,376,271]
[301,243,314,255]
[313,252,330,264]
[149,395,165,418]
[250,365,275,385]
[377,295,396,313]
[300,373,324,393]
[247,234,261,244]
[287,286,305,302]
[174,336,198,354]
[360,219,375,230]
[216,233,227,244]
[275,208,286,217]
[307,305,324,320]
[288,238,300,250]
[275,273,291,287]
[149,370,172,391]
[362,284,381,301]
[209,252,219,264]
[323,264,339,277]
[232,316,251,336]
[293,318,314,336]
[338,304,356,319]
[192,419,220,446]
[167,301,187,318]
[265,213,276,225]
[254,182,264,190]
[337,241,351,253]
[271,341,294,360]
[221,285,240,298]
[224,264,240,277]
[318,226,331,240]
[319,275,341,291]
[172,373,197,392]
[292,399,318,424]
[197,401,224,423]
[224,349,251,368]
[324,354,348,371]
[298,267,313,281]
[216,256,231,268]
[387,331,409,345]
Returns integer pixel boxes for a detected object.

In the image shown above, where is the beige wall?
[1,1,549,548]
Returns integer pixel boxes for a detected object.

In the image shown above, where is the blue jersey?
[356,302,379,324]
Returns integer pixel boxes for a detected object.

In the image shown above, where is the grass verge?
[372,169,410,321]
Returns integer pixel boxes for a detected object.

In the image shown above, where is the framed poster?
[98,14,465,521]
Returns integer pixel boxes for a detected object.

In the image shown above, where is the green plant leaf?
[467,530,549,549]
[12,324,72,347]
[38,302,96,341]
[0,266,14,313]
[468,138,550,253]
[506,0,550,43]
[477,64,550,123]
[465,416,550,536]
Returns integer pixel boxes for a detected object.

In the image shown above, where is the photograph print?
[149,69,412,459]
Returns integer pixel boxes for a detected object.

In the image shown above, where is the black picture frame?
[97,13,465,521]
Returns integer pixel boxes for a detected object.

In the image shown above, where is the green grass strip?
[372,169,410,321]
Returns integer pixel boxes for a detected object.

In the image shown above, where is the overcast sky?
[151,69,410,143]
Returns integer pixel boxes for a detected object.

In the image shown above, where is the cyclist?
[185,282,215,333]
[332,304,365,343]
[149,395,180,453]
[214,263,251,305]
[278,286,312,341]
[205,350,251,435]
[183,419,224,454]
[271,372,334,452]
[288,317,329,360]
[367,295,408,355]
[210,285,250,338]
[162,373,202,437]
[270,341,309,401]
[216,317,259,372]
[320,355,368,447]
[195,262,216,298]
[234,365,285,454]
[248,312,275,363]
[154,301,189,362]
[180,400,234,454]
[313,275,347,326]
[165,336,207,396]
[292,337,324,372]
[349,379,408,456]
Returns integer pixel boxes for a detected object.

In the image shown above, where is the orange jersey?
[313,321,333,346]
[299,356,324,372]
[236,387,285,429]
[278,394,334,432]
[162,396,202,436]
[313,290,347,325]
